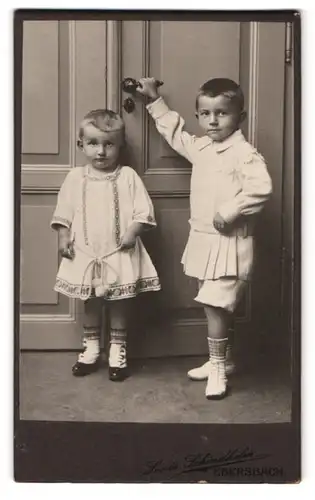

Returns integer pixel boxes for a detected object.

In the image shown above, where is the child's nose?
[209,113,218,125]
[97,144,106,156]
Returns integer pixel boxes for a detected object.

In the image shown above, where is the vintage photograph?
[15,10,300,483]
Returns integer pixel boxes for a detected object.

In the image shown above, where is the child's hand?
[58,228,75,260]
[120,230,137,251]
[213,213,228,233]
[136,77,160,101]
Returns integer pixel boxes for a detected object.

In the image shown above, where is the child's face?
[81,124,123,170]
[196,94,244,142]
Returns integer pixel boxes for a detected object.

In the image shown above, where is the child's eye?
[218,111,227,116]
[87,140,98,146]
[200,111,209,116]
[106,142,114,147]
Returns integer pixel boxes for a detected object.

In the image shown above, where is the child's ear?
[195,111,199,119]
[240,110,247,123]
[77,139,83,150]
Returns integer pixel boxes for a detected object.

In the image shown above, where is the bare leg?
[204,305,229,339]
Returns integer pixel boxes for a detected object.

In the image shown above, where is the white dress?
[51,165,161,301]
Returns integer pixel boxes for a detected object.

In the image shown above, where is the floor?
[19,353,292,423]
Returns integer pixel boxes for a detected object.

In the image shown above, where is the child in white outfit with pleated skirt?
[51,109,161,381]
[136,77,272,399]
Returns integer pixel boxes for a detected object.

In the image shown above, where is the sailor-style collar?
[196,129,246,153]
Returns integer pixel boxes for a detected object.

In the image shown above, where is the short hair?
[196,78,244,111]
[77,108,125,147]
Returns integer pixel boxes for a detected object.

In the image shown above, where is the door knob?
[121,77,164,95]
[121,77,164,114]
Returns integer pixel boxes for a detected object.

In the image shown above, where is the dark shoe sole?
[72,359,100,377]
[109,367,129,382]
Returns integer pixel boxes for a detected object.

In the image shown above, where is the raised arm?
[136,77,197,162]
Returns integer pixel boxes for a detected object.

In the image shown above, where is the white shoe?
[188,357,235,380]
[205,360,228,400]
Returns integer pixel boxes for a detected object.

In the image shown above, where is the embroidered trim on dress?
[86,165,122,181]
[82,166,122,247]
[82,176,88,245]
[112,178,121,246]
[55,277,91,299]
[55,276,161,300]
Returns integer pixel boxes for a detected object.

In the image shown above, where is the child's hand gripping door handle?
[121,77,164,113]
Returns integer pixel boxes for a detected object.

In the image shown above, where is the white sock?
[78,337,100,364]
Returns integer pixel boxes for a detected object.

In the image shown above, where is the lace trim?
[82,166,121,247]
[112,177,120,246]
[85,165,122,181]
[55,276,161,300]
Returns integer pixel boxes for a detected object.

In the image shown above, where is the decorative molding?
[248,22,260,147]
[21,165,71,193]
[147,189,190,198]
[22,165,71,171]
[141,20,150,174]
[145,167,191,176]
[106,21,122,113]
[21,296,76,323]
[69,20,76,168]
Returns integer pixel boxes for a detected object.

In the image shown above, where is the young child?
[136,77,272,399]
[51,109,161,381]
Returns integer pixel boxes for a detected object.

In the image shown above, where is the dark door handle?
[121,77,164,95]
[123,97,136,114]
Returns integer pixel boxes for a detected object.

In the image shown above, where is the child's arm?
[136,77,196,163]
[216,151,272,225]
[51,169,77,259]
[120,169,156,250]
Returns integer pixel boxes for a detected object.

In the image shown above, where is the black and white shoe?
[108,343,129,382]
[72,338,101,377]
[72,358,101,377]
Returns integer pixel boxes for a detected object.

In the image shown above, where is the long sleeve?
[218,152,273,224]
[146,97,197,162]
[131,171,156,228]
[51,169,77,230]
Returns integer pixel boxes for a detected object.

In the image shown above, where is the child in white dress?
[51,109,161,380]
[136,77,272,399]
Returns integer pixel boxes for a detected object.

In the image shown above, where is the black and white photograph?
[14,10,301,483]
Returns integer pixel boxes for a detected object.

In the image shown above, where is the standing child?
[51,109,161,381]
[136,77,272,399]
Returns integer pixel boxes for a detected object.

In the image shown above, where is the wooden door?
[119,20,286,357]
[20,19,287,357]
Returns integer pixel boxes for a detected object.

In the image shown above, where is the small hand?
[120,231,137,251]
[136,77,160,101]
[60,242,75,260]
[213,212,228,233]
[59,229,75,260]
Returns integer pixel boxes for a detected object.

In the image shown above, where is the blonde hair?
[77,109,125,147]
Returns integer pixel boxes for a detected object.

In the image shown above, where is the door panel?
[20,20,107,349]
